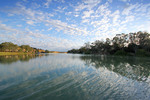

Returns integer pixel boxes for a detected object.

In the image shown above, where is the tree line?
[0,42,50,53]
[68,31,150,56]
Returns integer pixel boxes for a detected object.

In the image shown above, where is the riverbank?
[0,52,31,56]
[0,51,67,56]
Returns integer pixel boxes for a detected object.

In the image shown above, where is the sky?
[0,0,150,51]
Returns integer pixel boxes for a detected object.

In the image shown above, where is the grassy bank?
[0,52,31,56]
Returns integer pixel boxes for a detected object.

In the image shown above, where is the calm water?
[0,54,150,100]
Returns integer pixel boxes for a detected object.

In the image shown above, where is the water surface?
[0,54,150,100]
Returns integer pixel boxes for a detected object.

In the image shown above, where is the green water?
[0,54,150,100]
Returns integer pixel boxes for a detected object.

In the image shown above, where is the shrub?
[135,49,150,57]
[114,50,127,56]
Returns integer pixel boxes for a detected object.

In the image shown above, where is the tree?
[138,31,150,51]
[20,45,33,52]
[67,31,150,56]
[91,40,105,54]
[127,43,138,53]
[0,42,19,52]
[45,50,49,53]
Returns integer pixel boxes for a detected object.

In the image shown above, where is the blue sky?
[0,0,150,51]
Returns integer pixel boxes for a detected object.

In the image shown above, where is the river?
[0,54,150,100]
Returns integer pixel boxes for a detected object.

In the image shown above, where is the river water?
[0,54,150,100]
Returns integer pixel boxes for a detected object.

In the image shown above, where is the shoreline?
[0,52,34,56]
[0,52,67,56]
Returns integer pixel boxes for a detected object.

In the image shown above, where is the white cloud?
[44,0,65,8]
[119,0,130,2]
[32,3,41,9]
[95,3,111,17]
[121,15,134,24]
[82,19,90,23]
[44,0,52,8]
[16,24,22,27]
[48,27,52,31]
[108,0,113,3]
[74,14,79,17]
[0,23,81,51]
[91,17,110,27]
[65,12,72,16]
[54,6,67,13]
[45,19,88,36]
[135,3,150,13]
[111,10,120,25]
[26,20,34,25]
[82,10,94,19]
[54,0,65,3]
[122,4,138,15]
[0,23,18,33]
[75,0,102,11]
[3,4,88,36]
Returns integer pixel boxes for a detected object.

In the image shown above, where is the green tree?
[20,45,33,52]
[138,31,150,52]
[45,50,49,53]
[0,42,19,52]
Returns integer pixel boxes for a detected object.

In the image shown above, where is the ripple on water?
[0,54,150,100]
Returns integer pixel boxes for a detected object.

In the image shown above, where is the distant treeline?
[68,31,150,57]
[0,42,50,53]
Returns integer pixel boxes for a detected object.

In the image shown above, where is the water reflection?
[0,54,47,64]
[0,54,150,100]
[80,55,150,83]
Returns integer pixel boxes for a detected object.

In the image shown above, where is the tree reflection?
[80,55,150,82]
[0,54,47,64]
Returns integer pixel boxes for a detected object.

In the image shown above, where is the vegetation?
[68,31,150,57]
[0,42,66,55]
[0,42,50,55]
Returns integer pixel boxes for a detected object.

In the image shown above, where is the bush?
[135,49,150,57]
[114,50,127,56]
